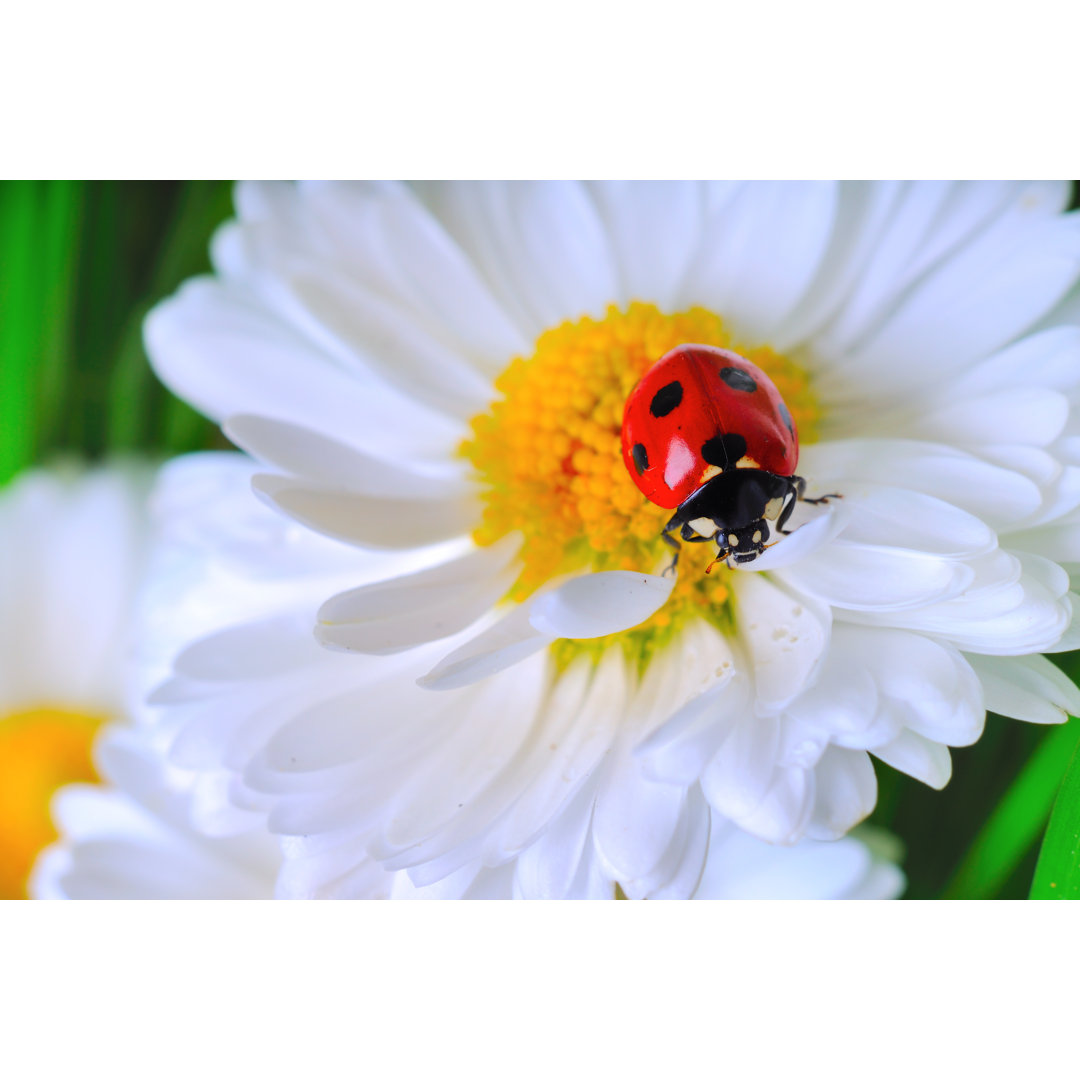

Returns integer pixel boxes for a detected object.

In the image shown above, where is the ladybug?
[621,344,835,569]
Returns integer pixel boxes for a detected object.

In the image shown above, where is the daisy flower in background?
[0,466,149,898]
[143,181,1080,897]
[84,451,901,899]
[28,461,284,900]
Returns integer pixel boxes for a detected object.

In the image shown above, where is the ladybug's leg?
[793,474,843,506]
[776,479,804,535]
[661,517,682,576]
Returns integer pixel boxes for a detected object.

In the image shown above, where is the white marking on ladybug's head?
[700,464,722,483]
[663,437,697,489]
[752,530,762,544]
[735,455,761,470]
[763,496,784,521]
[689,517,718,538]
[728,534,740,547]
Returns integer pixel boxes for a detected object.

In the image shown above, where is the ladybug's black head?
[717,520,771,565]
[663,468,801,571]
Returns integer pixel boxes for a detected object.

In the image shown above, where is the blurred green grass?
[0,181,229,483]
[0,180,1077,899]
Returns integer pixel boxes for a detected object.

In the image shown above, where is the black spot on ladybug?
[778,399,795,436]
[631,442,649,475]
[719,367,757,393]
[701,432,748,470]
[649,381,683,417]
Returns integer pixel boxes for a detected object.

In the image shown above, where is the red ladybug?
[621,344,834,568]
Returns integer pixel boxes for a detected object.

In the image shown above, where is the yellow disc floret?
[0,707,104,898]
[462,303,819,665]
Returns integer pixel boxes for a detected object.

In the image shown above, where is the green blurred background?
[0,180,1077,899]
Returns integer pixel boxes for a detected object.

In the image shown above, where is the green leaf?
[1030,723,1080,899]
[34,181,83,457]
[106,181,233,454]
[0,182,39,485]
[942,718,1079,899]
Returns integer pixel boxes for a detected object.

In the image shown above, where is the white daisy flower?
[110,452,903,899]
[32,724,282,900]
[143,181,1080,892]
[0,466,151,898]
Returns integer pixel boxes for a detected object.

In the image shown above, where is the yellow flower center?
[462,303,820,665]
[0,707,104,898]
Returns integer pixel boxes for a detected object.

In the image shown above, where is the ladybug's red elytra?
[621,344,837,570]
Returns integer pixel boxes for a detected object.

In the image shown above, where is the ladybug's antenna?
[704,551,727,574]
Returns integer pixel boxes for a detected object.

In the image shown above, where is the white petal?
[299,182,530,372]
[813,182,1025,355]
[683,182,838,342]
[513,780,599,900]
[853,549,1069,654]
[731,765,815,844]
[280,269,493,419]
[695,825,875,900]
[807,747,878,840]
[418,181,619,335]
[587,181,704,308]
[145,278,462,462]
[842,185,1080,381]
[967,653,1080,725]
[901,388,1069,448]
[701,714,780,820]
[592,752,686,883]
[225,414,468,498]
[528,571,674,639]
[773,181,906,348]
[734,575,831,711]
[172,613,318,683]
[252,473,477,550]
[833,485,997,558]
[642,787,712,900]
[800,440,1042,529]
[636,658,746,786]
[489,650,625,859]
[418,604,552,690]
[315,537,519,654]
[949,324,1080,397]
[872,730,952,788]
[778,540,974,612]
[735,500,850,571]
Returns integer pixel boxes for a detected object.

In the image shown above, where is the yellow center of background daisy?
[0,707,104,898]
[462,303,820,664]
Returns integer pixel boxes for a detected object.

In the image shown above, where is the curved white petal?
[592,750,687,884]
[315,537,520,654]
[299,181,531,372]
[683,182,838,342]
[806,747,878,841]
[967,652,1080,724]
[252,473,477,551]
[734,575,831,711]
[418,604,552,691]
[873,730,952,789]
[145,278,463,462]
[528,571,674,639]
[587,181,705,309]
[900,388,1069,448]
[416,181,619,335]
[833,485,997,558]
[779,541,974,612]
[839,184,1080,383]
[801,440,1042,529]
[488,651,626,860]
[225,414,468,498]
